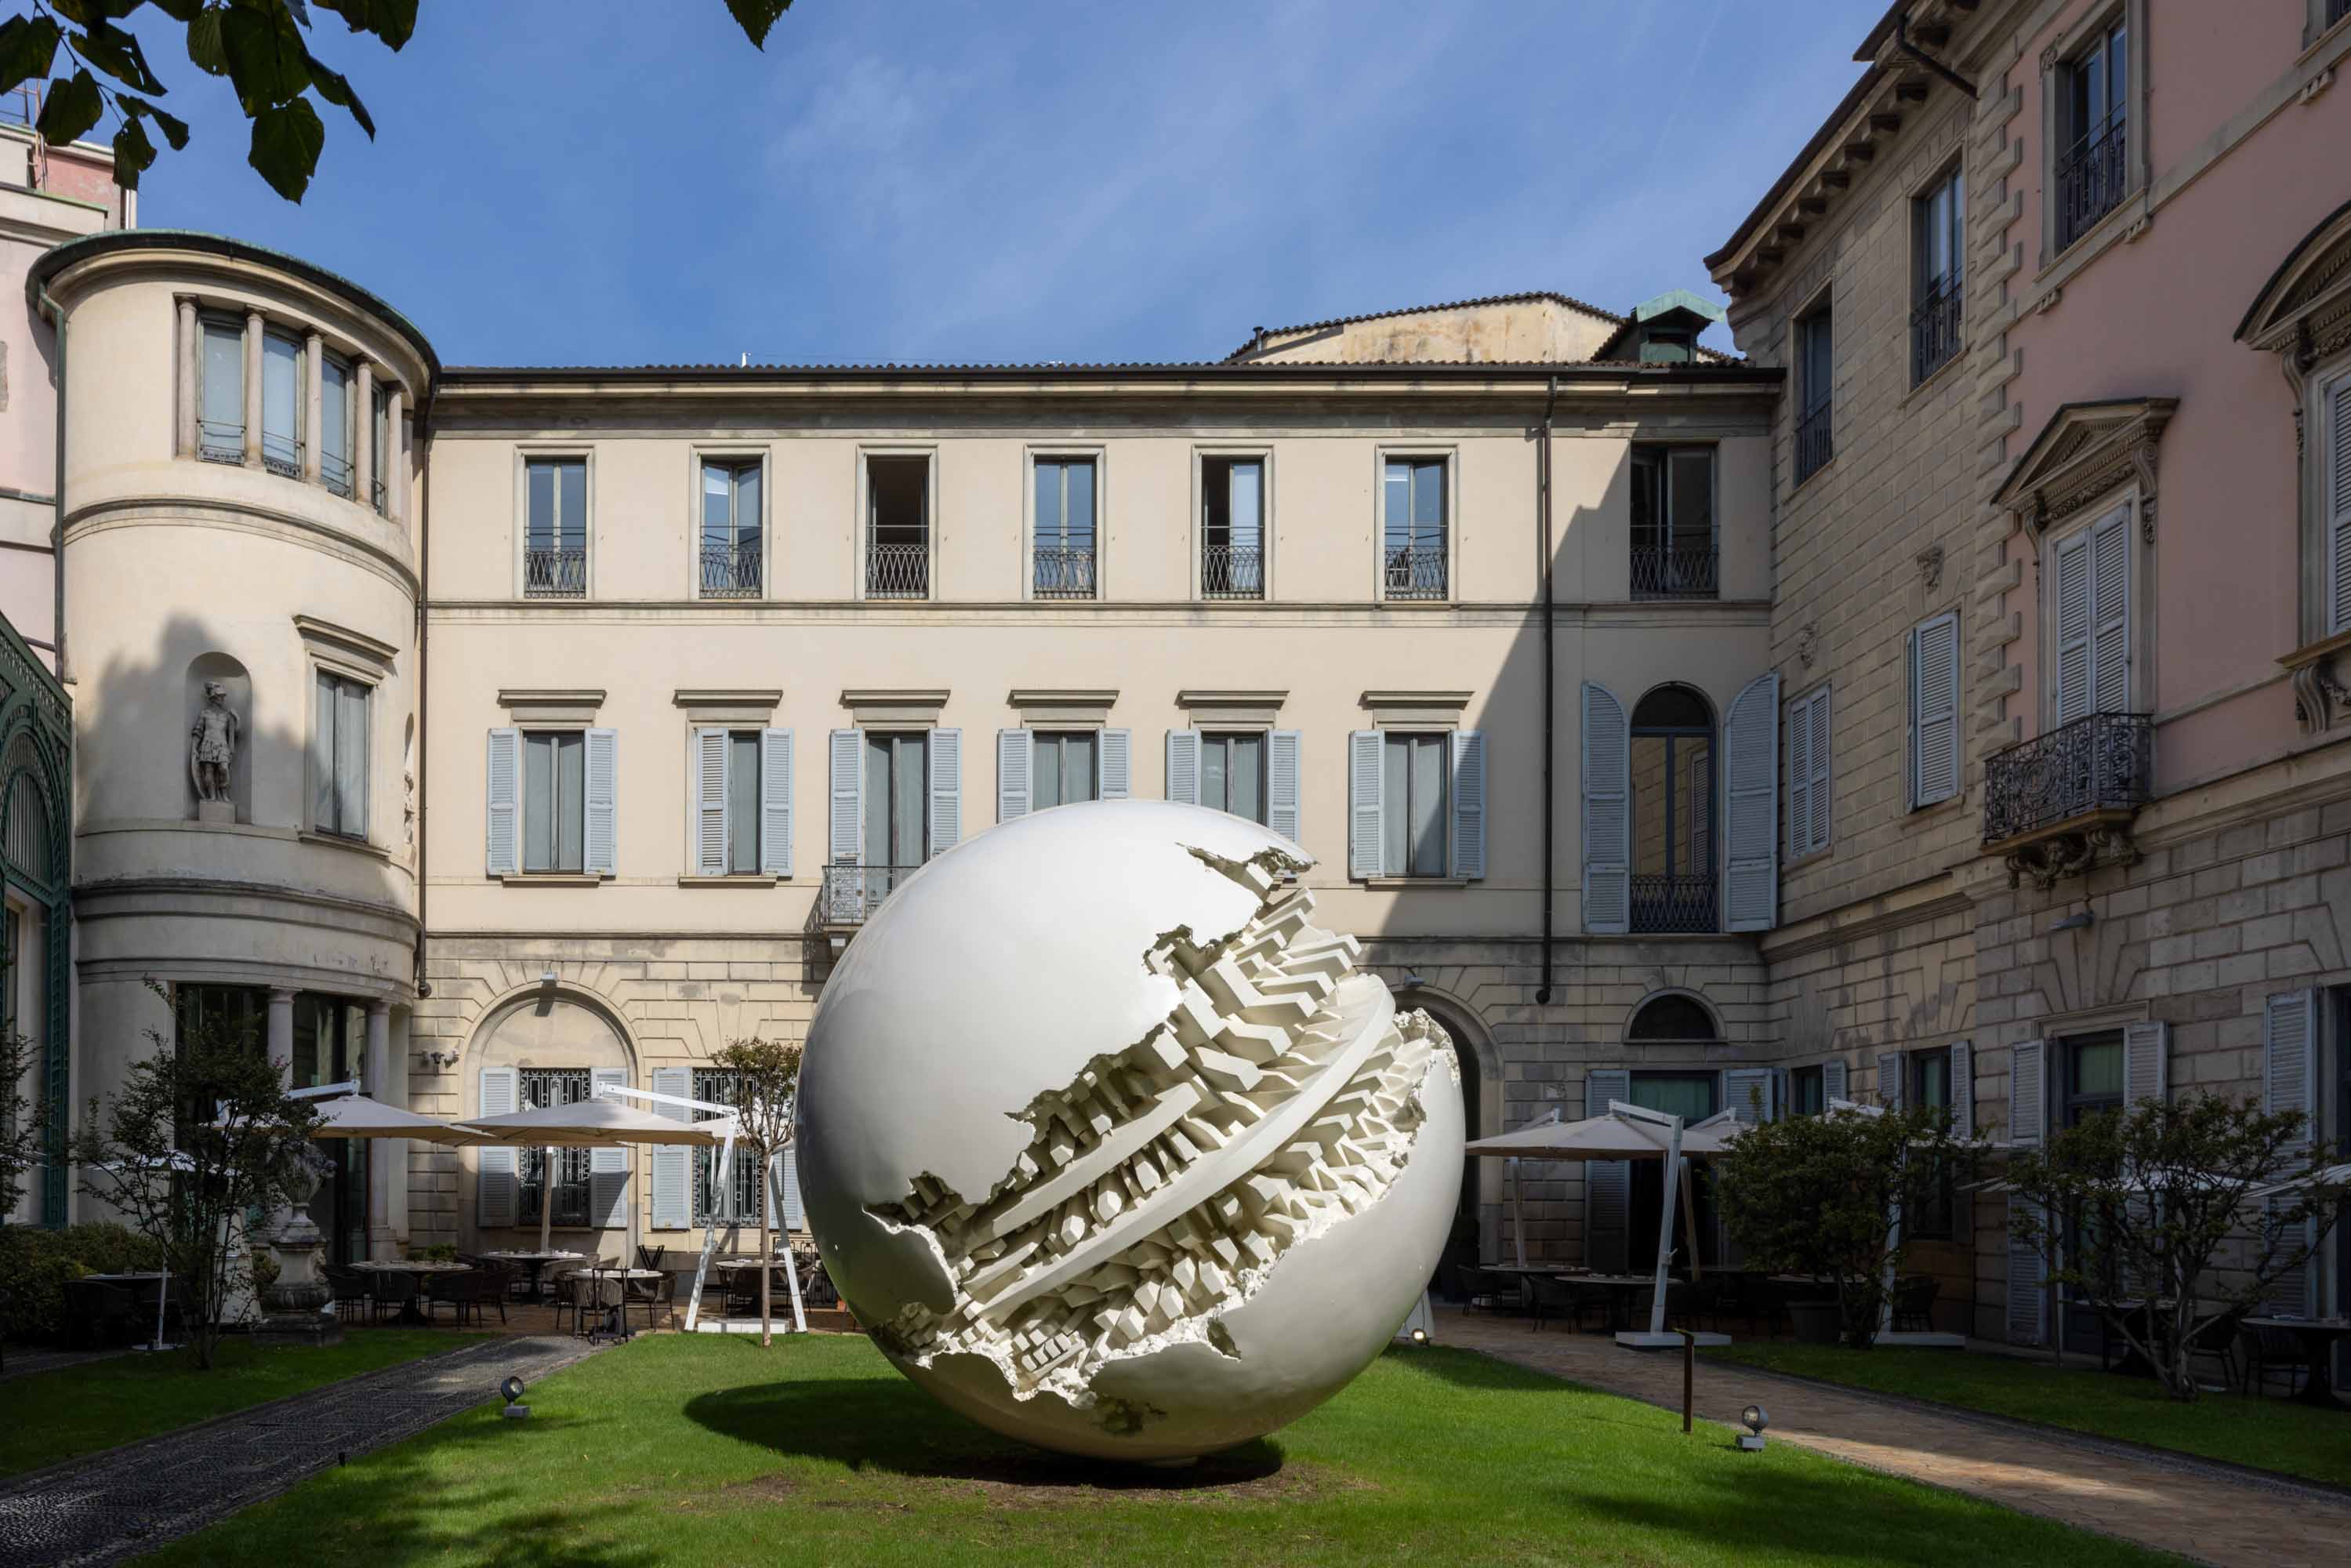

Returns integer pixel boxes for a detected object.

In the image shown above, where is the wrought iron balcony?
[1910,281,1963,385]
[1630,873,1718,935]
[198,419,245,465]
[1201,543,1264,600]
[261,432,303,480]
[1032,545,1097,600]
[700,544,763,598]
[1794,400,1834,485]
[1983,711,2152,888]
[524,546,587,597]
[821,861,922,928]
[321,451,356,499]
[1383,545,1447,601]
[866,543,930,600]
[1630,546,1718,601]
[2055,121,2126,252]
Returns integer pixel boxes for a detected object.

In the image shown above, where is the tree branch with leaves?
[709,1034,803,1346]
[0,1028,41,1222]
[0,1,791,201]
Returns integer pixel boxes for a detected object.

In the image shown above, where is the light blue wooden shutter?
[1950,1040,1972,1138]
[2262,991,2318,1315]
[828,730,862,864]
[1724,672,1779,930]
[590,1067,629,1229]
[649,1065,691,1230]
[927,728,961,856]
[1348,731,1384,878]
[1268,730,1301,844]
[1580,684,1627,934]
[2052,528,2093,724]
[2124,1021,2167,1105]
[2090,504,2132,714]
[2007,1039,2048,1345]
[583,727,618,877]
[760,728,793,877]
[476,1065,518,1227]
[2328,377,2351,634]
[1724,1066,1772,1123]
[1585,1066,1631,1273]
[1878,1051,1903,1111]
[996,728,1032,822]
[1822,1058,1848,1103]
[485,728,521,875]
[1165,730,1201,805]
[1099,728,1130,800]
[694,727,728,876]
[1910,612,1960,808]
[1449,730,1486,880]
[770,1147,805,1232]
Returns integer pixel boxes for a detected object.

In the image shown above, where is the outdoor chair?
[1526,1273,1580,1333]
[635,1244,666,1272]
[428,1271,504,1328]
[2245,1323,2312,1397]
[125,1276,187,1343]
[370,1270,419,1326]
[1456,1265,1506,1314]
[633,1271,677,1332]
[724,1264,762,1316]
[553,1272,594,1337]
[322,1265,372,1323]
[2184,1308,2247,1391]
[60,1279,137,1349]
[1892,1275,1939,1333]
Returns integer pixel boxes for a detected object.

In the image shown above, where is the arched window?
[1630,686,1714,932]
[1627,993,1719,1043]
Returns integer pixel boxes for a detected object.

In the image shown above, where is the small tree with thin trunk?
[2004,1093,2336,1401]
[709,1036,804,1346]
[1717,1102,1979,1348]
[67,985,317,1368]
[1,1029,40,1223]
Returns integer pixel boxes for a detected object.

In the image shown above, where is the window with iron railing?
[518,1067,593,1227]
[1982,711,2151,846]
[1631,445,1718,598]
[691,1069,763,1225]
[1200,456,1265,599]
[259,329,303,478]
[1033,456,1097,599]
[2055,20,2128,252]
[1381,456,1447,600]
[524,457,588,597]
[1630,684,1716,932]
[1794,303,1834,485]
[1912,165,1965,383]
[198,315,245,463]
[320,353,355,498]
[699,458,763,598]
[865,454,931,599]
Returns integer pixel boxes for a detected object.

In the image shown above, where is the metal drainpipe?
[1536,375,1558,1005]
[35,281,67,684]
[412,398,432,998]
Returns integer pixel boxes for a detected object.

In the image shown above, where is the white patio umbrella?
[308,1094,488,1145]
[2248,1162,2351,1202]
[462,1097,735,1258]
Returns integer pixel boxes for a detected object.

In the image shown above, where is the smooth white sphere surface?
[797,800,1462,1460]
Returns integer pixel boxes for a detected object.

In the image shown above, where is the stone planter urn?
[256,1153,340,1347]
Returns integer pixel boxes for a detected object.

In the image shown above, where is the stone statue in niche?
[190,680,241,818]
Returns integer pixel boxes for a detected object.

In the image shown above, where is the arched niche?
[466,991,636,1094]
[1627,991,1722,1044]
[185,652,252,822]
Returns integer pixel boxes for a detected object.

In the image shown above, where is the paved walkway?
[1439,1308,2351,1568]
[0,1348,127,1383]
[0,1334,604,1568]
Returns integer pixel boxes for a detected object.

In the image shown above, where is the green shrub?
[0,1223,165,1344]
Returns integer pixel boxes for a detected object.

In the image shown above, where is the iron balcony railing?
[370,476,387,512]
[822,861,923,925]
[1383,545,1447,601]
[1630,545,1718,600]
[198,419,245,465]
[1032,545,1097,600]
[1201,543,1264,600]
[2055,119,2126,252]
[1794,400,1834,484]
[321,451,356,499]
[1910,281,1964,385]
[700,544,762,598]
[524,546,588,597]
[1983,711,2153,845]
[1631,874,1718,935]
[261,431,303,480]
[866,543,930,600]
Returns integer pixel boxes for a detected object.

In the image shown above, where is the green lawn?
[1,1331,483,1479]
[1706,1342,2351,1490]
[140,1333,2186,1568]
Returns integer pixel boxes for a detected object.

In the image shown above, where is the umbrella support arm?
[1649,1120,1684,1337]
[685,1130,734,1332]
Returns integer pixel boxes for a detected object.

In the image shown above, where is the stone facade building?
[1711,0,2351,1345]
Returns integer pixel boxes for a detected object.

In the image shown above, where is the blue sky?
[129,2,1885,367]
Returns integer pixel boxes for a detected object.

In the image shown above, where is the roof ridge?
[1222,289,1631,361]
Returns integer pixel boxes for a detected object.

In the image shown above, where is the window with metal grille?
[2055,18,2128,252]
[865,455,931,599]
[525,458,589,597]
[1629,686,1716,932]
[259,329,303,477]
[1200,457,1264,598]
[1380,457,1447,600]
[320,353,356,498]
[198,315,244,463]
[700,459,764,597]
[1794,307,1834,483]
[1632,447,1719,598]
[518,1067,593,1228]
[691,1069,763,1225]
[1912,165,1965,383]
[1033,457,1097,599]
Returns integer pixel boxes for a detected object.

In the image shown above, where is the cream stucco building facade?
[25,226,1805,1278]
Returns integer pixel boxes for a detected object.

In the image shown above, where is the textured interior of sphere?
[796,800,1463,1460]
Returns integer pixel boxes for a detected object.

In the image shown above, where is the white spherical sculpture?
[797,800,1463,1461]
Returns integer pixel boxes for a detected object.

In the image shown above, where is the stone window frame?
[512,444,597,601]
[854,442,940,603]
[1371,443,1458,605]
[2305,0,2350,51]
[687,444,772,603]
[1191,445,1275,603]
[295,615,396,857]
[2036,0,2151,270]
[1023,444,1107,602]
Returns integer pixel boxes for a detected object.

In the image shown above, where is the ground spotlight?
[1738,1404,1768,1451]
[501,1376,530,1419]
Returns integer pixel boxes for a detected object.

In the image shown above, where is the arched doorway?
[1629,685,1715,934]
[463,993,637,1247]
[1624,992,1723,1274]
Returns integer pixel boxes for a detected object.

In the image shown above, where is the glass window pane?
[728,730,760,873]
[1231,731,1264,824]
[314,671,337,832]
[702,463,733,549]
[863,732,892,870]
[200,321,243,442]
[556,732,585,873]
[1631,1073,1718,1122]
[894,735,927,865]
[735,463,760,563]
[1668,450,1714,550]
[1065,460,1095,544]
[1228,461,1261,548]
[1915,1051,1950,1109]
[1032,734,1062,812]
[261,332,300,470]
[528,462,557,552]
[557,461,587,551]
[524,732,555,873]
[1412,460,1444,548]
[1410,733,1446,876]
[2074,1040,2124,1098]
[320,358,351,477]
[1381,735,1410,876]
[1200,734,1228,814]
[1383,462,1412,551]
[336,677,367,837]
[1062,731,1096,804]
[1036,462,1064,546]
[2106,28,2125,123]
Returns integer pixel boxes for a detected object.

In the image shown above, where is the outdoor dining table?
[351,1260,473,1326]
[567,1267,663,1341]
[1557,1273,1656,1333]
[480,1249,586,1303]
[2244,1316,2351,1409]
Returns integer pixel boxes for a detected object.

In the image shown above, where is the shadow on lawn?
[684,1370,1290,1492]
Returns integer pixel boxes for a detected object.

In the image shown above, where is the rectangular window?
[700,459,763,598]
[1794,305,1834,482]
[1201,456,1265,599]
[1787,686,1833,859]
[522,730,586,873]
[1030,731,1097,811]
[1380,731,1448,878]
[1631,445,1718,599]
[862,731,929,895]
[1033,457,1097,600]
[691,1069,764,1225]
[2048,503,2132,724]
[2056,17,2128,251]
[1381,456,1447,600]
[371,387,391,511]
[1908,1048,1956,1239]
[1912,166,1965,383]
[865,455,930,599]
[1200,731,1266,824]
[259,328,303,477]
[1789,1065,1827,1117]
[518,1067,593,1228]
[198,315,245,463]
[525,457,589,597]
[726,730,761,873]
[320,354,354,498]
[311,670,369,840]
